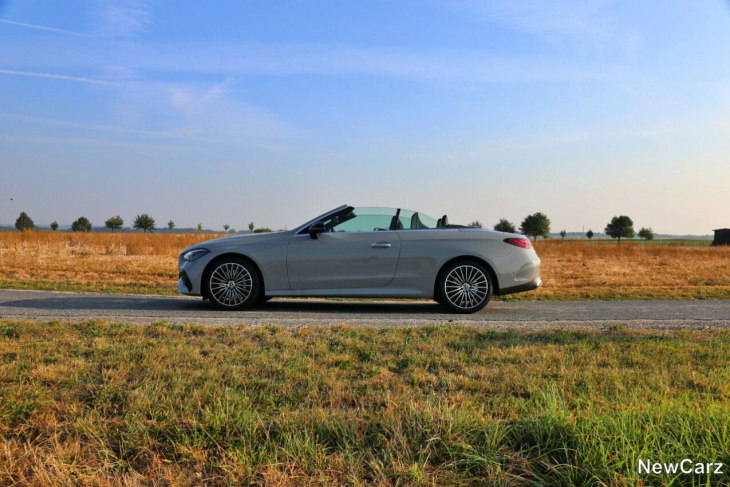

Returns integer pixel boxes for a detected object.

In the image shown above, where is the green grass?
[2,321,730,484]
[639,239,712,246]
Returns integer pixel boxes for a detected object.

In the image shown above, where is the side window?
[320,207,397,233]
[397,209,438,230]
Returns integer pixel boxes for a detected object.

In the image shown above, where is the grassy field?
[1,320,729,485]
[568,238,713,246]
[637,239,712,246]
[527,238,730,301]
[0,231,729,300]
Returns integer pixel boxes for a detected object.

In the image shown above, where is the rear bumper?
[497,276,542,296]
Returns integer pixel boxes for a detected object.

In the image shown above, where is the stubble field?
[1,231,729,301]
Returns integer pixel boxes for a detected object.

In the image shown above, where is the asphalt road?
[1,289,729,330]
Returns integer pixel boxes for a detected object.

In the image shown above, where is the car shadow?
[0,294,204,311]
[0,294,459,315]
[258,299,446,314]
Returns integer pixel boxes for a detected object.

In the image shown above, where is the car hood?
[181,231,290,254]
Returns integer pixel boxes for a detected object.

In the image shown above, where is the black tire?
[436,260,492,314]
[203,256,261,311]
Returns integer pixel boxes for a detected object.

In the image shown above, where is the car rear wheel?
[437,260,492,314]
[204,257,260,311]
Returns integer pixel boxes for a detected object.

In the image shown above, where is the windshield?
[320,207,398,232]
[298,206,441,234]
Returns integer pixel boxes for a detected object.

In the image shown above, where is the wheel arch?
[433,255,500,298]
[201,252,265,300]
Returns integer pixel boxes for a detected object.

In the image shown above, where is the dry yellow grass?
[0,232,729,300]
[530,240,730,300]
[0,231,212,295]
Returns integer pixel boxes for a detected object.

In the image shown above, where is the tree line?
[493,213,653,242]
[11,210,654,241]
[13,212,159,233]
[10,212,273,234]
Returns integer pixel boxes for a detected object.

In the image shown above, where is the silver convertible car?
[178,205,541,313]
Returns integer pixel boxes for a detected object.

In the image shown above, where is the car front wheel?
[437,260,492,314]
[204,257,260,311]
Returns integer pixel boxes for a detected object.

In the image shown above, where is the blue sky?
[1,0,729,234]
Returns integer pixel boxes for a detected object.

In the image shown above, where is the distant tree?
[167,220,175,231]
[248,222,255,232]
[519,212,551,240]
[253,227,273,233]
[586,229,594,240]
[71,216,92,233]
[223,224,230,232]
[197,223,203,232]
[605,216,634,244]
[560,230,567,240]
[638,227,654,241]
[105,215,123,233]
[50,221,58,232]
[133,214,156,233]
[493,218,516,233]
[468,220,483,228]
[15,211,35,231]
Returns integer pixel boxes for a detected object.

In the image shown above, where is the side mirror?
[309,222,325,239]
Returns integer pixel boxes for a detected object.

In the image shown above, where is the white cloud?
[106,79,295,150]
[94,0,153,38]
[169,79,233,114]
[454,0,620,43]
[111,41,605,83]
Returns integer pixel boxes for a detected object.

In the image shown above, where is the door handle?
[371,242,391,249]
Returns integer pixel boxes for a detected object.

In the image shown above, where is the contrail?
[0,19,88,37]
[0,69,115,85]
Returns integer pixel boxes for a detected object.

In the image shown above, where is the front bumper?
[178,270,193,294]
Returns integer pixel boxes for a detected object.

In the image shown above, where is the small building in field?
[713,229,730,246]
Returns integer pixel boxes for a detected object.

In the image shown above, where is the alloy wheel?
[443,264,489,310]
[209,262,253,307]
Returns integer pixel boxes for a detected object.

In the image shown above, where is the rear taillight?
[504,238,532,249]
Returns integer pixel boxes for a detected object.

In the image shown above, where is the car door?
[286,207,401,290]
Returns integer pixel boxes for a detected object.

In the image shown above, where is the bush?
[638,227,654,241]
[494,219,516,233]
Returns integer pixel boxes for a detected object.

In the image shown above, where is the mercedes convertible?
[178,205,541,313]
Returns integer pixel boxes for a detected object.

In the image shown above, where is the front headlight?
[183,249,210,262]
